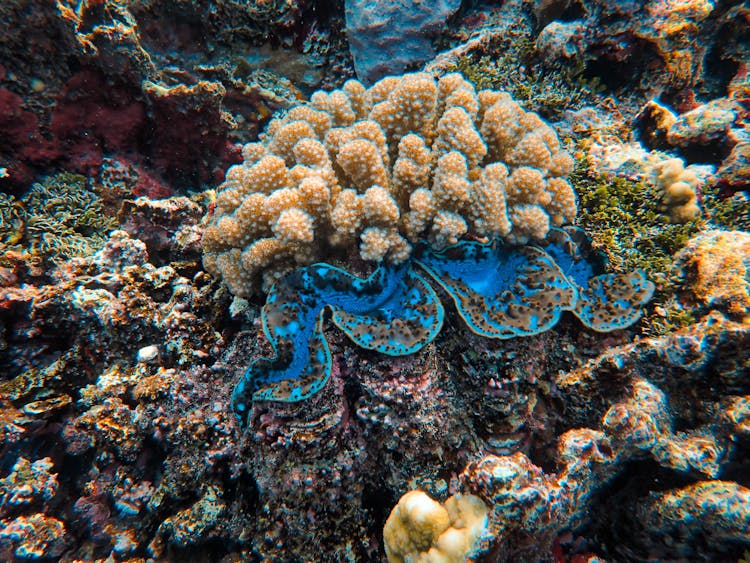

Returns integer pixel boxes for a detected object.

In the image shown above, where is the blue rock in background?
[345,0,462,84]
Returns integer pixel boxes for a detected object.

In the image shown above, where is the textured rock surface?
[0,0,350,188]
[346,0,462,83]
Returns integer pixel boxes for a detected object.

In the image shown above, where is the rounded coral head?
[202,72,577,297]
[383,489,489,563]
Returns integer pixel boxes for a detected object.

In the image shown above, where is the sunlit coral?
[653,157,701,223]
[383,490,488,563]
[203,72,577,296]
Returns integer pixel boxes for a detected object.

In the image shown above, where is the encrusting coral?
[456,371,750,559]
[673,230,750,323]
[203,72,577,296]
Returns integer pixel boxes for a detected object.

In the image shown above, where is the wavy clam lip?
[233,228,654,423]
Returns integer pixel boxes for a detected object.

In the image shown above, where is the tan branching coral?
[203,72,578,296]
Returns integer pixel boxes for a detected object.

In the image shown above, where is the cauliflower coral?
[383,490,488,563]
[202,72,577,297]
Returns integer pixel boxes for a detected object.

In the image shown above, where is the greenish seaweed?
[571,161,703,336]
[703,184,750,232]
[1,173,118,266]
[572,164,698,275]
[444,37,600,119]
[0,192,25,248]
[552,158,749,336]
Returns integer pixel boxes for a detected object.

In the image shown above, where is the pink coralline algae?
[0,70,148,187]
[0,0,345,190]
[0,83,43,186]
[0,67,240,189]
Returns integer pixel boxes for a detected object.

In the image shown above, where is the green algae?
[445,39,599,118]
[0,192,25,248]
[1,173,118,266]
[572,163,699,277]
[703,183,750,232]
[571,162,701,336]
[572,158,750,336]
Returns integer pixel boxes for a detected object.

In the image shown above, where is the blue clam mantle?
[232,227,655,424]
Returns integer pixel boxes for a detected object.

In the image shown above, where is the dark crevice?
[575,459,731,561]
[674,139,733,167]
[582,35,662,92]
[361,480,397,556]
[534,0,587,29]
[701,42,740,99]
[163,537,252,562]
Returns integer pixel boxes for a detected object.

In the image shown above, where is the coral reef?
[0,0,351,188]
[0,209,246,560]
[20,173,117,262]
[637,480,750,558]
[0,458,58,514]
[530,0,748,101]
[0,187,747,562]
[0,173,118,274]
[568,119,750,336]
[673,230,750,323]
[652,157,701,223]
[634,66,749,194]
[456,320,750,561]
[207,73,654,414]
[0,513,68,560]
[0,0,748,561]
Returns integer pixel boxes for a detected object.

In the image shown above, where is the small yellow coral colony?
[383,489,489,563]
[202,72,577,296]
[653,157,701,223]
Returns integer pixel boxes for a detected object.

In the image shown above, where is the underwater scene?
[1,0,749,561]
